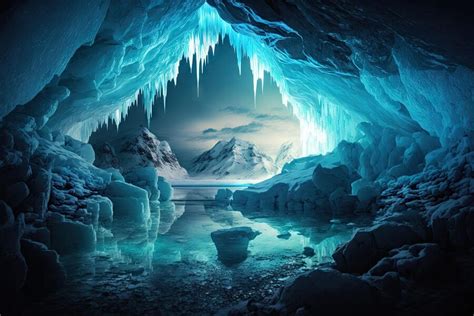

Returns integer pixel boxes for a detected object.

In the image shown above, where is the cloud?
[199,122,264,139]
[219,106,288,122]
[254,113,288,121]
[202,128,218,134]
[220,106,250,114]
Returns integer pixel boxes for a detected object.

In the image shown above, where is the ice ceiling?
[1,0,473,156]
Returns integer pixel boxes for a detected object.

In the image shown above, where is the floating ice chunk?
[211,226,261,265]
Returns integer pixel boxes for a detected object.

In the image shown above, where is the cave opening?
[1,1,473,316]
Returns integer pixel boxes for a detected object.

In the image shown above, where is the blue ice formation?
[46,2,360,156]
[3,1,473,157]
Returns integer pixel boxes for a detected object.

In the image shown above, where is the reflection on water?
[32,186,369,315]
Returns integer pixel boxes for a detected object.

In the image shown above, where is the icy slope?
[93,127,188,180]
[190,137,277,180]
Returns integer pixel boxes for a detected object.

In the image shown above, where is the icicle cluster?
[76,3,360,156]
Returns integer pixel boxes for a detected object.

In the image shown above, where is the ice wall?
[44,2,360,156]
[1,0,473,156]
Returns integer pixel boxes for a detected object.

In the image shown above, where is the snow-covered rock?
[191,137,277,180]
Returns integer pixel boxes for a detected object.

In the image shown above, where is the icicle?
[67,2,360,155]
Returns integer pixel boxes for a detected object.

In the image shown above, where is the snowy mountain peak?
[94,127,188,179]
[275,142,297,171]
[190,138,277,180]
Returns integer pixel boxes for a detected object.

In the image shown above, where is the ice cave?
[1,0,473,315]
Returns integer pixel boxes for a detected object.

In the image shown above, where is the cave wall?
[1,0,473,148]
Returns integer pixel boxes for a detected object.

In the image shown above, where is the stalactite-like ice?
[67,3,360,156]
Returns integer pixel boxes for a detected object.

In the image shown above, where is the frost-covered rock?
[329,188,358,216]
[312,164,354,195]
[4,181,30,209]
[20,239,66,296]
[191,137,277,180]
[104,181,150,224]
[23,226,51,248]
[0,201,27,295]
[278,268,379,314]
[368,243,444,282]
[86,195,113,227]
[63,135,95,163]
[333,222,422,273]
[211,226,260,265]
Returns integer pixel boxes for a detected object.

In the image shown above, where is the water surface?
[25,186,367,315]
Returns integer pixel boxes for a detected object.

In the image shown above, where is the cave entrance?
[89,37,301,182]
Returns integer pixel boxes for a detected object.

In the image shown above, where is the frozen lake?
[24,186,369,315]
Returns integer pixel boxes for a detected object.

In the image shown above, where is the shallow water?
[24,186,369,315]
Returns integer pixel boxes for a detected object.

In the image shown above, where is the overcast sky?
[91,37,300,168]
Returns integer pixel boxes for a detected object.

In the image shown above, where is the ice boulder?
[104,181,150,224]
[106,167,125,182]
[123,167,159,201]
[312,164,353,195]
[368,243,444,282]
[23,226,51,248]
[63,135,95,163]
[25,167,52,218]
[47,217,96,255]
[211,226,260,265]
[87,195,113,227]
[333,222,422,273]
[278,268,379,314]
[215,188,233,205]
[158,176,173,202]
[20,239,66,296]
[329,188,358,216]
